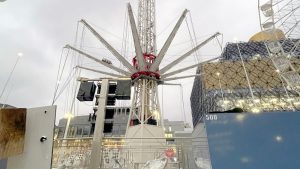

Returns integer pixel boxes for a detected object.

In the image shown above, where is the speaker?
[77,82,96,101]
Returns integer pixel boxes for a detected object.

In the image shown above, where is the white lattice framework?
[259,0,300,93]
[130,79,162,126]
[138,0,157,55]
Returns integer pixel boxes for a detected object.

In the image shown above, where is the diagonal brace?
[161,57,220,78]
[162,74,202,81]
[65,45,131,76]
[127,3,146,71]
[160,32,221,74]
[76,66,126,78]
[150,9,189,72]
[80,19,136,73]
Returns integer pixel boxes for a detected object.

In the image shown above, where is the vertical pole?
[59,113,73,167]
[58,115,71,167]
[141,79,146,163]
[89,79,109,169]
[63,117,71,139]
[155,82,164,127]
[141,79,146,125]
[236,43,255,100]
[126,82,137,133]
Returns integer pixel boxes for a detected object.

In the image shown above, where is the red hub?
[131,71,160,79]
[131,53,160,80]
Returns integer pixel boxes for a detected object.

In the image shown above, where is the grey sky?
[0,0,260,125]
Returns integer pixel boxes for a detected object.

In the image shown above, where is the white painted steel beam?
[161,83,181,86]
[162,74,202,81]
[76,66,125,78]
[150,9,188,72]
[161,57,220,78]
[159,32,221,74]
[65,45,131,76]
[128,3,146,71]
[89,79,109,169]
[80,19,136,73]
[77,77,130,82]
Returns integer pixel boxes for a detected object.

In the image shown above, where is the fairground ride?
[54,0,220,168]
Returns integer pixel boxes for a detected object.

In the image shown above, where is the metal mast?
[138,0,157,55]
[128,0,160,129]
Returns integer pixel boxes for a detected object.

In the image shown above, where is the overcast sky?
[0,0,260,125]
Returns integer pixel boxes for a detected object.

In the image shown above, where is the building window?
[67,126,76,138]
[105,109,114,119]
[104,123,113,133]
[90,123,95,137]
[108,84,117,94]
[82,126,90,137]
[76,126,83,137]
[58,127,65,138]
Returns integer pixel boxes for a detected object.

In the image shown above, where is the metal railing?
[51,137,210,169]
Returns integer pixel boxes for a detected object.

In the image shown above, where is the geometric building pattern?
[221,40,300,60]
[191,40,300,126]
[203,58,283,90]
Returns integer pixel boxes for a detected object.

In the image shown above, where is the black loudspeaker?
[108,84,117,94]
[77,82,96,101]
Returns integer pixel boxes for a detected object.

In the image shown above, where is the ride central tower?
[126,0,164,141]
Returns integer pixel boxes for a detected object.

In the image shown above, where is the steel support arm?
[80,19,136,73]
[76,66,126,78]
[161,56,220,78]
[160,83,181,86]
[160,32,221,74]
[162,74,202,81]
[150,9,188,72]
[127,3,146,71]
[65,45,131,76]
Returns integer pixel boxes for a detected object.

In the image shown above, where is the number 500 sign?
[205,114,218,121]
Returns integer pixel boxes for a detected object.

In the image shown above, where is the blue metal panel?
[205,111,300,169]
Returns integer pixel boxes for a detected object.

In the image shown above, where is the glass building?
[190,40,300,126]
[190,39,300,169]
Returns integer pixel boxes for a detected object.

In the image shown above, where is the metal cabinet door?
[7,106,56,169]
